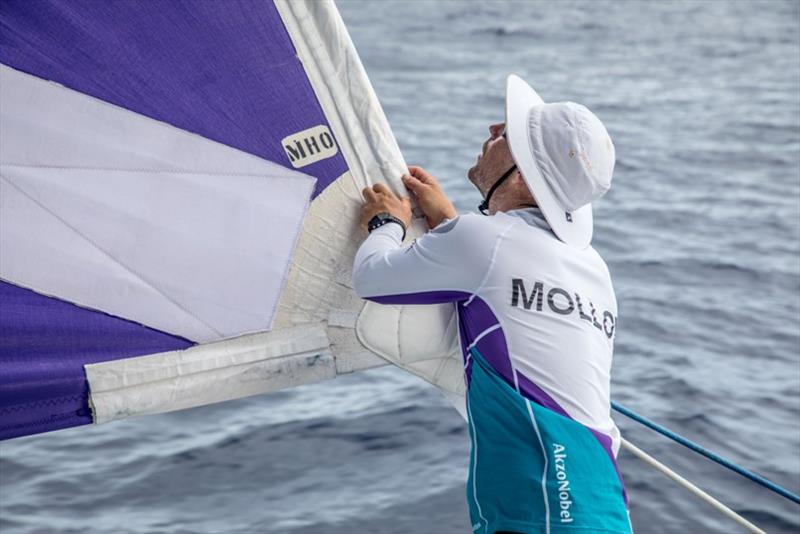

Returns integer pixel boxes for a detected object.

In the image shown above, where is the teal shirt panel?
[467,349,631,534]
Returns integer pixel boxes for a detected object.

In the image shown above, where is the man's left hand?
[360,183,412,233]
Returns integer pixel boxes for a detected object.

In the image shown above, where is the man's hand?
[402,166,458,229]
[360,183,412,233]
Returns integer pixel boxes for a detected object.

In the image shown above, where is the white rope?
[621,438,766,534]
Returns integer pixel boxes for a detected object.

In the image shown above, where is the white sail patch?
[282,125,339,168]
[87,324,335,424]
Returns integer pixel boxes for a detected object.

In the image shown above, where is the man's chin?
[467,165,478,184]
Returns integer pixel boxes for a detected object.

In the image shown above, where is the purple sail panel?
[0,0,347,197]
[0,282,193,440]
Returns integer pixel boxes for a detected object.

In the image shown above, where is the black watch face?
[367,214,404,238]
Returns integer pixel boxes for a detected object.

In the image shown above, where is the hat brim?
[505,74,593,249]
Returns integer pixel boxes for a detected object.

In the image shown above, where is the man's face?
[467,122,516,195]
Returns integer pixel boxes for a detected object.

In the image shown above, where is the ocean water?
[1,1,798,533]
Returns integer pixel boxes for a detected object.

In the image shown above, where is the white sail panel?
[1,66,315,343]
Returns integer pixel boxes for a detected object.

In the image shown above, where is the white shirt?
[353,208,621,456]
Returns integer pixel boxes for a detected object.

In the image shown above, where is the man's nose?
[489,122,506,139]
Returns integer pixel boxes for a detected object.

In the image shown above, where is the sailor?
[352,75,632,534]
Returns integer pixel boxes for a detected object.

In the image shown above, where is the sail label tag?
[282,125,339,168]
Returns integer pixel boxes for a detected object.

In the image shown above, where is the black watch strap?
[367,212,407,241]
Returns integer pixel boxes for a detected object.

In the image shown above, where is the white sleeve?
[352,214,497,304]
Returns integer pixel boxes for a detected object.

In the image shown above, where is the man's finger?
[372,182,396,198]
[362,186,378,202]
[409,166,434,184]
[402,174,427,193]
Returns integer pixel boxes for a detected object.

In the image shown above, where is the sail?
[0,0,464,441]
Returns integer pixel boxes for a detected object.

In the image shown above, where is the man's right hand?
[402,166,458,229]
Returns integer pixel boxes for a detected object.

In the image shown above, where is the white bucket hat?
[505,74,615,249]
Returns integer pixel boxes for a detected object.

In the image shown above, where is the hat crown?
[528,102,615,212]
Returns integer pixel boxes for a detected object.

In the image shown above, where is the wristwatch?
[367,212,407,241]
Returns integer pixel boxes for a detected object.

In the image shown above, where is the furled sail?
[0,0,463,440]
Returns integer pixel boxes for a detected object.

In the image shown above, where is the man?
[352,75,631,534]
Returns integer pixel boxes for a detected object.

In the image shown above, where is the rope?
[621,438,766,534]
[613,401,800,506]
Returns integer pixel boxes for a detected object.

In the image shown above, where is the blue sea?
[1,1,798,532]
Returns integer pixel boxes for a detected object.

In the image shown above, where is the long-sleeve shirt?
[353,207,630,534]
